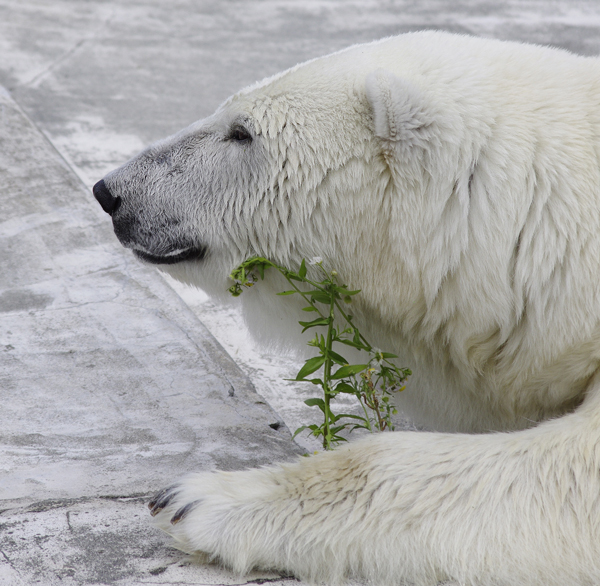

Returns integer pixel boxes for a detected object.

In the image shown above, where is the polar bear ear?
[365,69,436,148]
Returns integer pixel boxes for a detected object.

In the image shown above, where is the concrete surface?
[0,82,304,585]
[1,0,599,584]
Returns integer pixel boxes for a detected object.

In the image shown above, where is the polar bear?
[93,31,600,585]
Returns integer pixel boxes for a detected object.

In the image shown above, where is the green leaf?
[298,258,307,279]
[304,397,325,408]
[331,364,369,379]
[292,425,308,438]
[380,352,398,359]
[333,382,357,395]
[286,376,324,387]
[337,338,370,351]
[330,426,348,436]
[308,425,323,438]
[309,290,332,304]
[350,424,370,431]
[306,378,324,386]
[327,350,348,365]
[298,317,330,332]
[302,306,318,312]
[296,356,326,380]
[335,413,367,421]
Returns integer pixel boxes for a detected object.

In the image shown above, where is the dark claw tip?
[148,485,180,516]
[170,500,202,525]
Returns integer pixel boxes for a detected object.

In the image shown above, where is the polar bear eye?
[229,126,252,143]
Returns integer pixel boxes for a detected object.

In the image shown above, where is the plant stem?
[359,393,373,432]
[321,284,336,450]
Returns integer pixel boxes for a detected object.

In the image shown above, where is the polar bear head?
[93,34,459,319]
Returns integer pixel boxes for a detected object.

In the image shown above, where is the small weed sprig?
[229,256,411,450]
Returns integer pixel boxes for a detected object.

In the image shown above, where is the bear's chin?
[133,247,206,265]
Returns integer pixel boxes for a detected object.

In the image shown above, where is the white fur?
[103,31,600,585]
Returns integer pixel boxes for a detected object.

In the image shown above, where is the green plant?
[229,256,411,450]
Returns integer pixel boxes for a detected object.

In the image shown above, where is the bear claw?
[170,499,202,525]
[148,485,180,516]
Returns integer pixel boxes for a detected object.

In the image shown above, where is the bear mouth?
[133,246,206,265]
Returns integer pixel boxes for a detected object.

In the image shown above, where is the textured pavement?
[0,81,304,586]
[0,1,599,584]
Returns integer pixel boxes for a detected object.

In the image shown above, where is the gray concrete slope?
[0,87,303,584]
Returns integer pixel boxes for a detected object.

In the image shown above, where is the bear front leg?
[151,401,600,586]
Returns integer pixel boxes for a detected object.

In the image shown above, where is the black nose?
[93,179,121,215]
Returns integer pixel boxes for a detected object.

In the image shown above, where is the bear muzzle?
[92,178,206,266]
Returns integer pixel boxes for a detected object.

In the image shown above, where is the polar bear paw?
[149,473,244,567]
[148,448,383,583]
[148,466,305,577]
